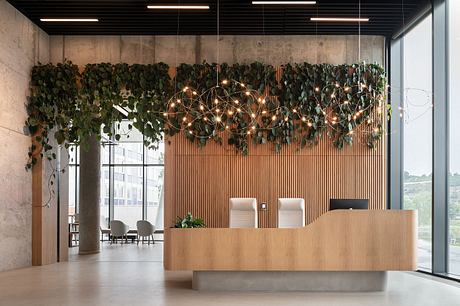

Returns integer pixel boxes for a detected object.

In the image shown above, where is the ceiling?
[7,0,430,37]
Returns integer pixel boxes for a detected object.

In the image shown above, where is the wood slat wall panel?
[165,138,385,229]
[164,66,385,230]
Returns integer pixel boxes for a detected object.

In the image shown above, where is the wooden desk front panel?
[164,210,417,271]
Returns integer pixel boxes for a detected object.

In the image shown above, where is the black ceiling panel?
[6,0,431,37]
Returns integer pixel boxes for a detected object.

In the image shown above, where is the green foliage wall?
[26,61,386,168]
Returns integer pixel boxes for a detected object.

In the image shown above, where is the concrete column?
[78,135,101,254]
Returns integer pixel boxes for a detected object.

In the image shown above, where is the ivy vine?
[26,60,386,169]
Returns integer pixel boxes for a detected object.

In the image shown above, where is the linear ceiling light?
[40,18,99,22]
[310,17,370,22]
[252,1,316,4]
[147,5,210,9]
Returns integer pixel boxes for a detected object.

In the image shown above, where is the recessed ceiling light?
[310,17,370,22]
[40,18,99,22]
[252,1,316,4]
[147,5,210,9]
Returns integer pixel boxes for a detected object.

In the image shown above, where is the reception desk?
[164,210,417,290]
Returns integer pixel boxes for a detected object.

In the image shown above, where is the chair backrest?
[110,220,129,236]
[278,198,305,228]
[137,220,155,236]
[229,198,258,228]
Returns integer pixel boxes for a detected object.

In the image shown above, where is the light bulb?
[222,79,228,85]
[315,87,320,92]
[349,131,354,135]
[245,91,251,96]
[203,117,208,121]
[262,110,267,114]
[170,102,176,108]
[163,112,168,117]
[228,110,234,115]
[234,100,239,104]
[252,126,256,130]
[216,116,222,122]
[335,83,340,88]
[199,105,204,111]
[187,122,192,127]
[216,108,220,113]
[344,101,349,105]
[284,117,289,121]
[331,94,336,98]
[333,116,337,120]
[247,131,251,135]
[325,120,328,124]
[226,125,229,129]
[251,113,256,118]
[293,109,297,113]
[189,130,193,134]
[301,116,307,122]
[237,108,242,112]
[177,99,181,103]
[344,86,350,92]
[307,122,313,127]
[182,117,187,122]
[192,91,197,95]
[272,115,277,121]
[241,83,245,88]
[214,99,219,104]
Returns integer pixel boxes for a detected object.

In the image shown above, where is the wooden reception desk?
[164,210,417,271]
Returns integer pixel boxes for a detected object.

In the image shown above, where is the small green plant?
[174,212,206,228]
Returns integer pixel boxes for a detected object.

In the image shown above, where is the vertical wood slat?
[164,137,385,229]
[164,66,385,230]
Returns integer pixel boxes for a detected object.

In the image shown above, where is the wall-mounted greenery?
[26,61,386,168]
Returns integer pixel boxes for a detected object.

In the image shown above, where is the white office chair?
[110,220,129,244]
[136,220,156,245]
[277,198,305,228]
[229,198,258,228]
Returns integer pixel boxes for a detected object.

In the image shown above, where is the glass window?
[101,166,110,229]
[146,166,164,230]
[449,0,460,277]
[402,14,433,271]
[68,145,79,215]
[113,166,143,228]
[68,165,78,215]
[67,122,168,240]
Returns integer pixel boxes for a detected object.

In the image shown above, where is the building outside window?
[68,120,165,232]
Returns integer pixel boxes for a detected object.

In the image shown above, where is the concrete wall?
[0,0,49,271]
[50,35,385,66]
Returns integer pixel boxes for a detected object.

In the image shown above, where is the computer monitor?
[329,199,369,210]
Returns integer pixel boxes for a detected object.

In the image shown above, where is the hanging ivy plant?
[26,60,386,169]
[26,61,80,168]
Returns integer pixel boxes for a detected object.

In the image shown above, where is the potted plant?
[174,212,206,228]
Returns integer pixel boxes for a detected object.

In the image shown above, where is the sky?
[403,14,433,176]
[402,3,460,176]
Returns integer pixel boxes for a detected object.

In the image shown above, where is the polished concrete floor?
[0,243,460,306]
